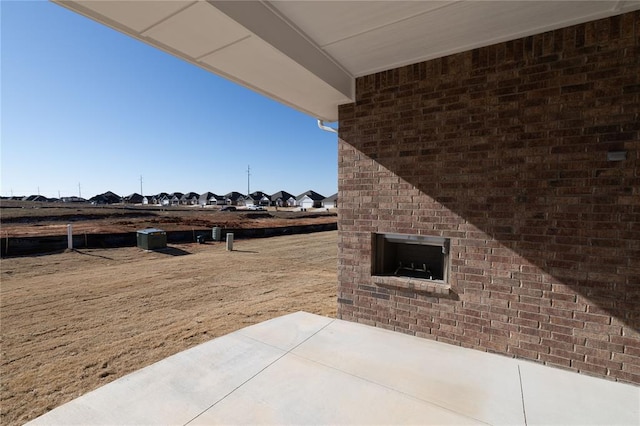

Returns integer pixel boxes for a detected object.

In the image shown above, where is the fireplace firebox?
[372,233,450,283]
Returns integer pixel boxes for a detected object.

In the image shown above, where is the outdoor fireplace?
[372,233,450,284]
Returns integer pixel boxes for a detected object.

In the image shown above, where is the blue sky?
[1,1,338,199]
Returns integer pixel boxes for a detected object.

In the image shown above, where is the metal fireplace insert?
[372,233,450,283]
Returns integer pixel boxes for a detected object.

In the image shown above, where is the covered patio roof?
[53,1,640,122]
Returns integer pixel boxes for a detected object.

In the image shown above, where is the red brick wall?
[337,11,639,384]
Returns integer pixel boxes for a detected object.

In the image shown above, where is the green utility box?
[136,228,167,250]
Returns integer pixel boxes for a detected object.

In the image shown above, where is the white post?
[226,233,234,251]
[67,224,73,250]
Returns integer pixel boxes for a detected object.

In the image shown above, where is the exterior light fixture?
[607,151,627,161]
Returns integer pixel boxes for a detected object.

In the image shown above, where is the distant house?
[224,191,246,206]
[24,195,50,202]
[199,192,213,206]
[246,191,271,206]
[168,192,183,206]
[153,194,170,206]
[323,193,338,209]
[89,194,109,205]
[181,192,200,205]
[296,190,325,209]
[60,196,87,203]
[270,191,296,207]
[151,192,168,205]
[199,192,224,206]
[102,191,121,204]
[123,193,144,204]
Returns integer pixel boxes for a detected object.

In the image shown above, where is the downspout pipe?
[317,119,338,134]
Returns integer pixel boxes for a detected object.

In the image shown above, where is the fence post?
[67,224,73,250]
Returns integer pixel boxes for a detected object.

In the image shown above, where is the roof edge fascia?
[52,0,348,121]
[208,0,354,101]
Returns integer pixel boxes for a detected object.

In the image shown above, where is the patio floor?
[27,311,639,425]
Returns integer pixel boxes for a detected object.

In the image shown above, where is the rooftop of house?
[270,191,295,201]
[297,190,325,201]
[7,189,333,204]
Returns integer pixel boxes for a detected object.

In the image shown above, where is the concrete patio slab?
[26,311,640,425]
[26,333,286,425]
[519,361,640,425]
[191,353,481,425]
[290,318,525,425]
[236,310,334,351]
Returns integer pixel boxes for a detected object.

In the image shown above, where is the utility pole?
[78,183,81,198]
[37,186,40,196]
[140,175,143,196]
[247,165,251,195]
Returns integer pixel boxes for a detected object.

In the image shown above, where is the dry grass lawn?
[1,231,338,425]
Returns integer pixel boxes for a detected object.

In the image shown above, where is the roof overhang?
[53,1,640,122]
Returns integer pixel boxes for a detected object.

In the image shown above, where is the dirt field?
[0,231,338,425]
[1,201,337,237]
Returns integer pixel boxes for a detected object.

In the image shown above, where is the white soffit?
[271,0,640,77]
[53,0,353,121]
[142,1,251,59]
[63,0,190,33]
[199,37,345,121]
[53,1,640,122]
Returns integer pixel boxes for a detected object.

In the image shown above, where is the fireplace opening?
[372,233,450,282]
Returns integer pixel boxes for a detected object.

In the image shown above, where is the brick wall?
[337,11,639,384]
